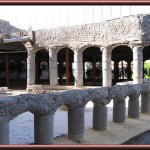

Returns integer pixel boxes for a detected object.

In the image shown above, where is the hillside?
[0,19,27,39]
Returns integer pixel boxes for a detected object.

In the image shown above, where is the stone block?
[49,61,57,68]
[27,77,35,85]
[73,62,83,70]
[102,62,112,70]
[75,78,83,86]
[133,69,143,78]
[74,54,83,62]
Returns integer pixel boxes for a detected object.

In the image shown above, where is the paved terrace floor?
[0,89,150,145]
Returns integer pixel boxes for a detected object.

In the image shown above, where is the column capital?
[101,46,112,54]
[129,43,144,50]
[74,49,82,55]
[49,47,57,55]
[132,45,143,60]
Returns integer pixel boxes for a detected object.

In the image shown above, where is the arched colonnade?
[26,44,150,88]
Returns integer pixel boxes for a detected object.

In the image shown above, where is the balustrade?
[0,83,149,144]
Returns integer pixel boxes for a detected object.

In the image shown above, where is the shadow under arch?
[9,111,34,144]
[0,41,27,89]
[112,45,133,85]
[83,46,102,86]
[35,49,49,85]
[57,47,74,85]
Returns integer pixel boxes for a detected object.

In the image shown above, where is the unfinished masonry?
[1,14,150,90]
[0,82,150,144]
[26,13,150,90]
[1,14,150,144]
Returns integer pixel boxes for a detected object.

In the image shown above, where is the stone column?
[102,47,112,87]
[128,95,140,118]
[74,50,83,86]
[68,107,84,141]
[27,50,35,85]
[0,121,9,144]
[34,114,54,144]
[49,48,58,85]
[93,103,107,130]
[141,92,150,113]
[132,46,143,84]
[113,100,126,123]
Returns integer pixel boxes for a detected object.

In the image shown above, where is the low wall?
[122,130,150,144]
[0,83,150,144]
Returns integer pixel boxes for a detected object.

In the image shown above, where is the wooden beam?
[93,52,96,86]
[122,61,124,79]
[59,61,63,85]
[36,61,39,83]
[114,61,118,85]
[83,61,85,85]
[66,48,69,85]
[127,61,131,80]
[5,53,9,88]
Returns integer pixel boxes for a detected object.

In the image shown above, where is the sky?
[0,5,150,31]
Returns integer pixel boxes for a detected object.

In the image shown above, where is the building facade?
[1,14,150,90]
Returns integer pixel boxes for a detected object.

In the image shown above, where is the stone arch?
[112,45,133,85]
[83,46,102,86]
[57,47,74,85]
[9,111,34,144]
[56,45,75,54]
[35,49,49,85]
[111,44,132,51]
[79,43,101,53]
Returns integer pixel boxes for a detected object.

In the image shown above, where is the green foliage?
[144,62,150,78]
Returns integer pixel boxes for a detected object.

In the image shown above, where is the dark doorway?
[57,48,74,85]
[83,46,102,86]
[112,45,133,85]
[0,42,27,89]
[35,49,49,85]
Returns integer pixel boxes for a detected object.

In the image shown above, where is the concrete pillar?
[68,107,84,141]
[0,121,9,144]
[34,114,54,144]
[93,103,107,130]
[49,48,58,85]
[74,50,83,86]
[132,46,143,84]
[128,95,140,118]
[27,50,35,85]
[102,47,112,87]
[141,93,150,113]
[113,100,126,123]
